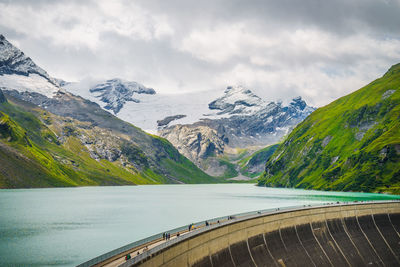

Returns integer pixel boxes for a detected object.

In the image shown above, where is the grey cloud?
[0,0,399,107]
[137,0,400,36]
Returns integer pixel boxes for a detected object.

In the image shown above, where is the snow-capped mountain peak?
[0,34,59,98]
[208,85,265,116]
[89,78,156,114]
[289,96,307,110]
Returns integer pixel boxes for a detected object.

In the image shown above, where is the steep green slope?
[0,91,215,188]
[258,63,400,194]
[239,144,279,178]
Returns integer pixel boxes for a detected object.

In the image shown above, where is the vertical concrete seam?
[324,212,351,267]
[278,223,287,251]
[309,221,334,267]
[262,232,279,267]
[245,236,258,267]
[354,209,386,266]
[371,208,400,265]
[340,206,367,266]
[162,248,165,266]
[228,242,237,267]
[387,213,400,238]
[208,244,214,267]
[355,208,385,267]
[294,223,316,267]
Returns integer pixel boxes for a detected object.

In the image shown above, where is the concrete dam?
[83,202,400,267]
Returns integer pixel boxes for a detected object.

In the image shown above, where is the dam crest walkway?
[79,201,400,267]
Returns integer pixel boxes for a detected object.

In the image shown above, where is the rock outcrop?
[159,86,315,170]
[0,89,6,103]
[89,78,155,114]
[0,35,60,98]
[157,115,186,127]
[0,34,57,86]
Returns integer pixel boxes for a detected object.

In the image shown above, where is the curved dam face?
[123,202,400,267]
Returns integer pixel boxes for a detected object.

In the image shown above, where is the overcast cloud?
[0,0,399,106]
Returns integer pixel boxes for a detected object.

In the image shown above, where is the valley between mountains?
[1,34,399,193]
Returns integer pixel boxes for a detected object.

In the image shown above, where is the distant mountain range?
[4,33,398,192]
[258,63,400,194]
[159,86,314,177]
[0,34,316,186]
[66,78,314,178]
[0,35,216,188]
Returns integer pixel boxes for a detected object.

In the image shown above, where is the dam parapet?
[79,201,400,267]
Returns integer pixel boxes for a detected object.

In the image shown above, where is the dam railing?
[77,200,400,267]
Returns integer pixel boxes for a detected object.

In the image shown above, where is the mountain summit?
[89,78,155,114]
[208,85,264,116]
[0,35,59,97]
[159,86,315,176]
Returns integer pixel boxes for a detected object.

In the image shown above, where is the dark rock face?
[0,89,6,103]
[290,96,307,110]
[0,35,57,86]
[89,78,156,114]
[157,114,186,127]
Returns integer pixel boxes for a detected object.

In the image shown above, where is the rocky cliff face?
[159,86,315,172]
[0,34,53,82]
[161,124,225,162]
[0,89,6,103]
[89,78,155,114]
[0,35,59,97]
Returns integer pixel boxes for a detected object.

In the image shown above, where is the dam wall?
[121,202,400,267]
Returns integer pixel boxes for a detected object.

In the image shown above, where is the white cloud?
[0,0,399,108]
[177,24,400,106]
[180,23,277,63]
[0,0,174,50]
[180,25,400,68]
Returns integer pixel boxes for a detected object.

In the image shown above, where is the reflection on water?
[0,184,399,267]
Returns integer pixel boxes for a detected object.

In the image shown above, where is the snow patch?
[382,89,396,100]
[0,73,58,98]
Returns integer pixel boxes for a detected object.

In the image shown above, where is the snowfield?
[0,73,59,98]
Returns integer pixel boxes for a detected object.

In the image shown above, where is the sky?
[0,0,399,107]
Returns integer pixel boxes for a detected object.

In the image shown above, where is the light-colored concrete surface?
[100,202,400,267]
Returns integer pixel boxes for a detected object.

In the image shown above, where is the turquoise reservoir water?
[1,184,399,267]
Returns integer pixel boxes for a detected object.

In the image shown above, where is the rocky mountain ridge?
[159,86,315,176]
[207,85,264,116]
[0,35,55,83]
[0,34,60,97]
[64,77,315,178]
[89,78,155,114]
[0,35,216,188]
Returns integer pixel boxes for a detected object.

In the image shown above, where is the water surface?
[1,184,399,267]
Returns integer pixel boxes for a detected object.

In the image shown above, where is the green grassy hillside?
[258,63,400,194]
[0,92,215,188]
